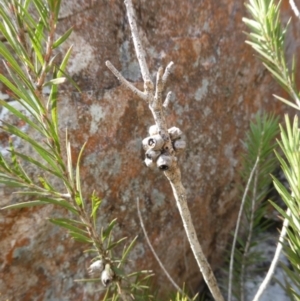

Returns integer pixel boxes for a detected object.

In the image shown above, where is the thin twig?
[240,167,259,301]
[228,156,260,301]
[137,198,185,295]
[105,61,148,102]
[289,0,300,18]
[163,91,172,108]
[154,67,164,105]
[124,0,151,86]
[251,208,290,301]
[162,61,174,88]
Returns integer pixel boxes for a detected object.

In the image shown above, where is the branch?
[105,60,148,102]
[251,209,290,301]
[137,198,185,295]
[164,169,225,301]
[163,91,172,108]
[107,1,225,300]
[124,0,151,86]
[289,0,300,18]
[240,167,259,301]
[162,61,174,89]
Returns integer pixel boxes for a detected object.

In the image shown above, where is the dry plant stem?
[163,91,172,108]
[137,198,185,295]
[124,0,151,85]
[105,61,147,101]
[240,167,259,301]
[165,168,225,301]
[289,0,300,18]
[107,1,225,300]
[252,209,290,301]
[228,156,260,301]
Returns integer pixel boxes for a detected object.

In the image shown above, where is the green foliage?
[243,0,300,299]
[103,270,155,301]
[227,112,279,300]
[243,0,300,110]
[0,1,152,300]
[169,289,198,301]
[0,0,88,241]
[270,115,300,300]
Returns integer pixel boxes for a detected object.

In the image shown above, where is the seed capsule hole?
[148,138,155,146]
[159,165,169,171]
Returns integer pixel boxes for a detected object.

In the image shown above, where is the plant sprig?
[270,115,300,300]
[0,1,152,300]
[243,0,300,109]
[243,1,300,299]
[227,112,279,301]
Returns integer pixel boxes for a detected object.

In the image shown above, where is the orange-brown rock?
[0,0,298,300]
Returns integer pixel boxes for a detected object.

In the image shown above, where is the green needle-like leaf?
[91,191,102,226]
[1,197,77,214]
[69,231,92,243]
[1,122,61,173]
[76,141,87,208]
[12,150,63,178]
[53,27,73,49]
[49,218,88,236]
[102,218,117,242]
[118,236,138,268]
[0,43,32,85]
[57,45,73,78]
[1,200,48,210]
[66,131,73,183]
[32,0,49,30]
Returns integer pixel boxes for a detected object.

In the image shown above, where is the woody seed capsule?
[168,127,182,140]
[142,134,164,151]
[156,154,174,171]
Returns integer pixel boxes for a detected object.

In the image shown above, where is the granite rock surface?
[0,0,299,300]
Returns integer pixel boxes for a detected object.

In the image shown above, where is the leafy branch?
[227,113,279,301]
[270,115,300,300]
[243,0,300,299]
[0,1,153,300]
[243,0,300,109]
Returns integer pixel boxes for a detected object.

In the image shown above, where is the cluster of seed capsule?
[143,125,186,171]
[88,260,114,287]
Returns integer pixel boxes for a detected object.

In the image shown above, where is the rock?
[0,0,299,300]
